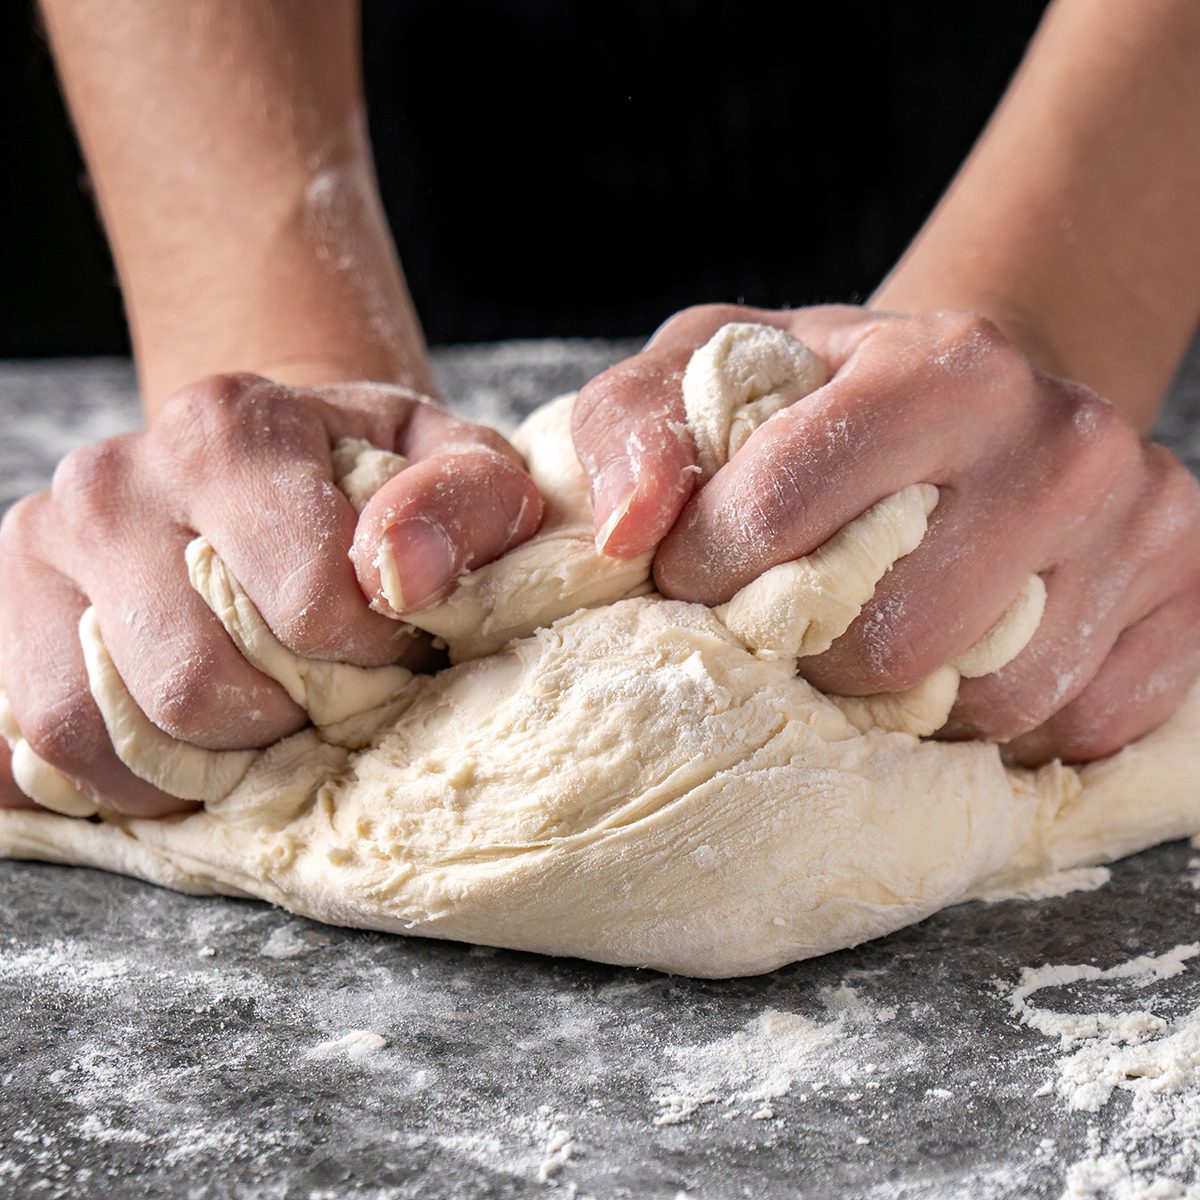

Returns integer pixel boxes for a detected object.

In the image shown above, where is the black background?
[2,1,1048,356]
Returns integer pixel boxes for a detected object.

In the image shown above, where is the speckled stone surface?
[2,339,1200,1200]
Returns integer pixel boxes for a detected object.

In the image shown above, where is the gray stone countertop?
[2,338,1200,1200]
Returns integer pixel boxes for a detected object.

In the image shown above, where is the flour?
[310,1030,389,1060]
[1010,943,1200,1045]
[0,925,600,1194]
[536,1126,576,1183]
[260,922,322,960]
[436,1110,580,1191]
[1008,941,1200,1198]
[652,984,898,1126]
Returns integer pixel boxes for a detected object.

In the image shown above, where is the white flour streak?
[1008,942,1200,1197]
[652,984,898,1126]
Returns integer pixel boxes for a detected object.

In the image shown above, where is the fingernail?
[593,460,637,555]
[375,517,455,615]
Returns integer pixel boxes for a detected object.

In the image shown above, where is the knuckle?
[156,372,265,438]
[678,302,750,330]
[971,696,1045,744]
[21,693,107,777]
[1136,447,1200,554]
[1069,391,1138,458]
[50,437,138,531]
[246,543,371,661]
[164,371,270,420]
[964,647,1097,744]
[923,310,1030,390]
[152,373,311,469]
[928,309,1004,348]
[648,302,758,352]
[861,637,942,694]
[269,585,358,660]
[651,303,749,345]
[848,605,951,694]
[1042,703,1140,765]
[130,633,304,749]
[953,678,1045,743]
[143,656,258,746]
[0,492,49,551]
[149,680,228,745]
[1036,391,1140,513]
[441,419,522,467]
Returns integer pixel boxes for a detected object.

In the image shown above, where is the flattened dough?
[2,325,1198,978]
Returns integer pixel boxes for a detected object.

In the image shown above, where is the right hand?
[572,303,1200,765]
[0,372,542,817]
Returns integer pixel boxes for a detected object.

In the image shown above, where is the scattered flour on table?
[536,1122,577,1183]
[260,922,323,960]
[0,934,588,1191]
[433,1108,578,1191]
[1009,941,1200,1198]
[309,1030,389,1060]
[976,866,1112,904]
[653,984,899,1126]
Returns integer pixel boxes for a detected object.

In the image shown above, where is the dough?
[682,321,832,482]
[2,324,1198,978]
[184,538,413,742]
[388,394,654,662]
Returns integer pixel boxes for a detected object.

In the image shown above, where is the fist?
[573,303,1200,764]
[0,374,542,816]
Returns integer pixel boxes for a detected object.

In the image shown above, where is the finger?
[352,450,544,615]
[950,445,1194,743]
[572,344,701,560]
[653,312,1047,605]
[152,376,424,668]
[573,304,887,560]
[770,305,893,372]
[90,538,311,752]
[797,488,1048,696]
[342,395,545,614]
[190,455,418,668]
[0,743,36,811]
[1005,589,1200,765]
[652,377,946,605]
[158,376,533,665]
[45,441,308,751]
[0,521,193,817]
[317,381,528,470]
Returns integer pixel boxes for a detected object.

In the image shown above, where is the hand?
[573,303,1200,764]
[0,373,542,817]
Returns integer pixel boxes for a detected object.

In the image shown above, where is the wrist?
[123,128,434,414]
[138,307,437,417]
[871,265,1071,383]
[871,255,1171,432]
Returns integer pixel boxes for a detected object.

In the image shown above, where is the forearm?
[874,0,1200,431]
[41,0,433,416]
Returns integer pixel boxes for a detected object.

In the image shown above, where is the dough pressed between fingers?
[2,324,1196,978]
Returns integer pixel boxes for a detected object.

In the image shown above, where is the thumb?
[571,346,700,560]
[352,450,543,616]
[571,304,884,561]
